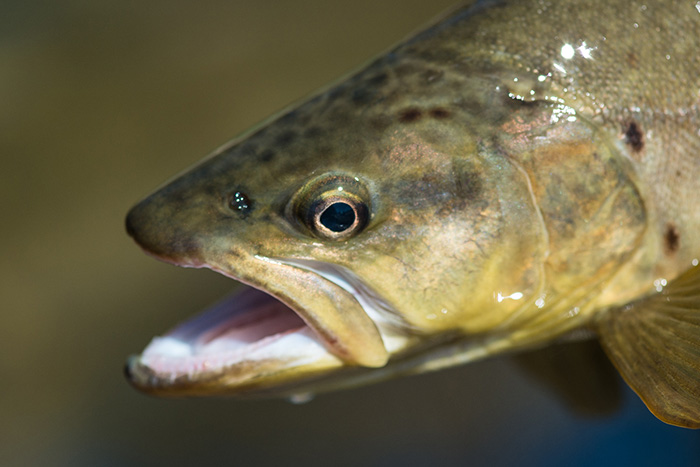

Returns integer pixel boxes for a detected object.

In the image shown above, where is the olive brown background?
[2,1,699,465]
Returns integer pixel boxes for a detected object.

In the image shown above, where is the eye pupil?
[320,202,355,232]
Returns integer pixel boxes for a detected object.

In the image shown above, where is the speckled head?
[123,0,652,398]
[123,28,555,393]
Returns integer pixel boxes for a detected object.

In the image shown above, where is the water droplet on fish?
[289,392,315,404]
[653,278,668,292]
[560,43,575,59]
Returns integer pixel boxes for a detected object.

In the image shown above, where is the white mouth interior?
[139,287,333,378]
[137,260,410,379]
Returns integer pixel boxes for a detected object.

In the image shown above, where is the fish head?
[125,58,550,397]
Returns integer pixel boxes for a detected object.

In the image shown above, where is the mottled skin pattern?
[126,0,700,421]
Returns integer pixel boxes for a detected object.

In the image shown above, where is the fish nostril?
[228,190,253,216]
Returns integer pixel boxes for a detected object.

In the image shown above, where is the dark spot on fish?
[304,126,324,139]
[394,63,422,78]
[415,46,460,64]
[328,86,346,100]
[398,108,422,123]
[664,223,680,254]
[423,69,444,83]
[351,87,371,105]
[260,149,275,162]
[429,107,451,119]
[626,52,638,68]
[676,170,682,177]
[624,121,644,152]
[276,131,297,147]
[222,247,243,260]
[367,73,388,87]
[229,190,253,216]
[456,169,483,202]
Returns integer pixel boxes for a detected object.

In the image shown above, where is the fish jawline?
[126,261,409,393]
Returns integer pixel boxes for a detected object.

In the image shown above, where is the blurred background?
[2,1,699,465]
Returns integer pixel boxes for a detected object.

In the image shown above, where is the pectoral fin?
[596,265,700,428]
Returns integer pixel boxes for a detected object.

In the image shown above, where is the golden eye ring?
[289,174,371,241]
[309,194,368,240]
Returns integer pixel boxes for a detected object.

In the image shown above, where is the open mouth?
[127,260,412,393]
[134,287,330,379]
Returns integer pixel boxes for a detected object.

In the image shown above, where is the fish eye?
[290,174,370,241]
[320,202,355,232]
[311,196,368,239]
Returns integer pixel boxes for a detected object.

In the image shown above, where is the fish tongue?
[167,287,301,346]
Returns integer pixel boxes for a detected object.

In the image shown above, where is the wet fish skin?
[125,0,700,427]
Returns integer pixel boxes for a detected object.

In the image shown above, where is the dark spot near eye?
[398,108,422,123]
[664,223,680,254]
[260,149,275,162]
[276,131,297,147]
[624,121,644,152]
[429,107,451,119]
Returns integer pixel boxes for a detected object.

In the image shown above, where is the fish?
[124,0,700,428]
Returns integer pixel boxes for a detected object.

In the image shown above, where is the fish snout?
[125,190,207,267]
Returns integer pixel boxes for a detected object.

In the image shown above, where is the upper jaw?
[125,256,414,396]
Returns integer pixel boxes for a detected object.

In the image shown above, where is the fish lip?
[271,257,412,350]
[126,257,409,395]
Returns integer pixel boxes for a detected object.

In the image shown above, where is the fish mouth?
[126,259,411,396]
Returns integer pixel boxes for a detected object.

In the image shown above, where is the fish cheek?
[351,147,548,334]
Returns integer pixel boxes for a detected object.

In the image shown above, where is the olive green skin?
[126,0,700,396]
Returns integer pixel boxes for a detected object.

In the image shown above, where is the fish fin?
[596,265,700,428]
[512,338,622,416]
